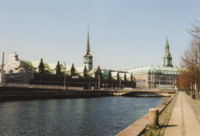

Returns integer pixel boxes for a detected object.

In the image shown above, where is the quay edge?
[116,93,177,136]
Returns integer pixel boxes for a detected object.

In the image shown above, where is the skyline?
[1,0,200,70]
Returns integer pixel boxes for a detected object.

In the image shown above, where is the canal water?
[0,97,163,136]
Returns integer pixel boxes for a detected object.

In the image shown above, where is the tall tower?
[163,38,173,67]
[84,30,93,71]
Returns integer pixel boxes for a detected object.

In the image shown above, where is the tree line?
[178,21,200,99]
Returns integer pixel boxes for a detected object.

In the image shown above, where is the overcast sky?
[0,0,200,70]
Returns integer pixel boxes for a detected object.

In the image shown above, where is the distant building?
[4,53,35,83]
[3,31,136,89]
[128,38,181,89]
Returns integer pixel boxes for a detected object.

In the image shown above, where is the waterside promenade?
[116,91,176,136]
[164,92,200,136]
[117,92,200,136]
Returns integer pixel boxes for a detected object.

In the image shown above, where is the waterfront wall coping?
[116,93,177,136]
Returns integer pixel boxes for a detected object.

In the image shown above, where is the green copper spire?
[165,37,170,54]
[84,27,93,71]
[86,30,90,55]
[163,37,173,67]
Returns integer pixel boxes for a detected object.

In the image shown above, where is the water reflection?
[0,97,163,136]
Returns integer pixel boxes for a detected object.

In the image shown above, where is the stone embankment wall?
[116,93,177,136]
[0,87,115,101]
[0,83,175,101]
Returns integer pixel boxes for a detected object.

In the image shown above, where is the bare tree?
[181,22,200,98]
[189,21,200,40]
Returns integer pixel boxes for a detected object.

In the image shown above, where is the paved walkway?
[164,92,200,136]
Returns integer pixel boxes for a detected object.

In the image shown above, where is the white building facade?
[129,39,181,89]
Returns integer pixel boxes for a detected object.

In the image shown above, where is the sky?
[0,0,200,70]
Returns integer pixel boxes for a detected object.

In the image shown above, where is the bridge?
[112,89,175,97]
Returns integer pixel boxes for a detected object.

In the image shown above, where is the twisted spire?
[86,29,90,55]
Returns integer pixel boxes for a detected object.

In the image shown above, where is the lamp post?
[89,80,91,90]
[63,62,66,90]
[1,52,5,84]
[119,78,122,90]
[98,74,100,90]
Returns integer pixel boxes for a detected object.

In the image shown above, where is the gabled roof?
[60,64,72,75]
[128,65,182,75]
[126,73,131,81]
[102,70,111,80]
[119,73,125,80]
[21,61,36,72]
[22,61,54,74]
[87,68,99,78]
[111,71,118,80]
[75,66,85,77]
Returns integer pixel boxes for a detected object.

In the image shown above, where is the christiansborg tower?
[163,38,173,67]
